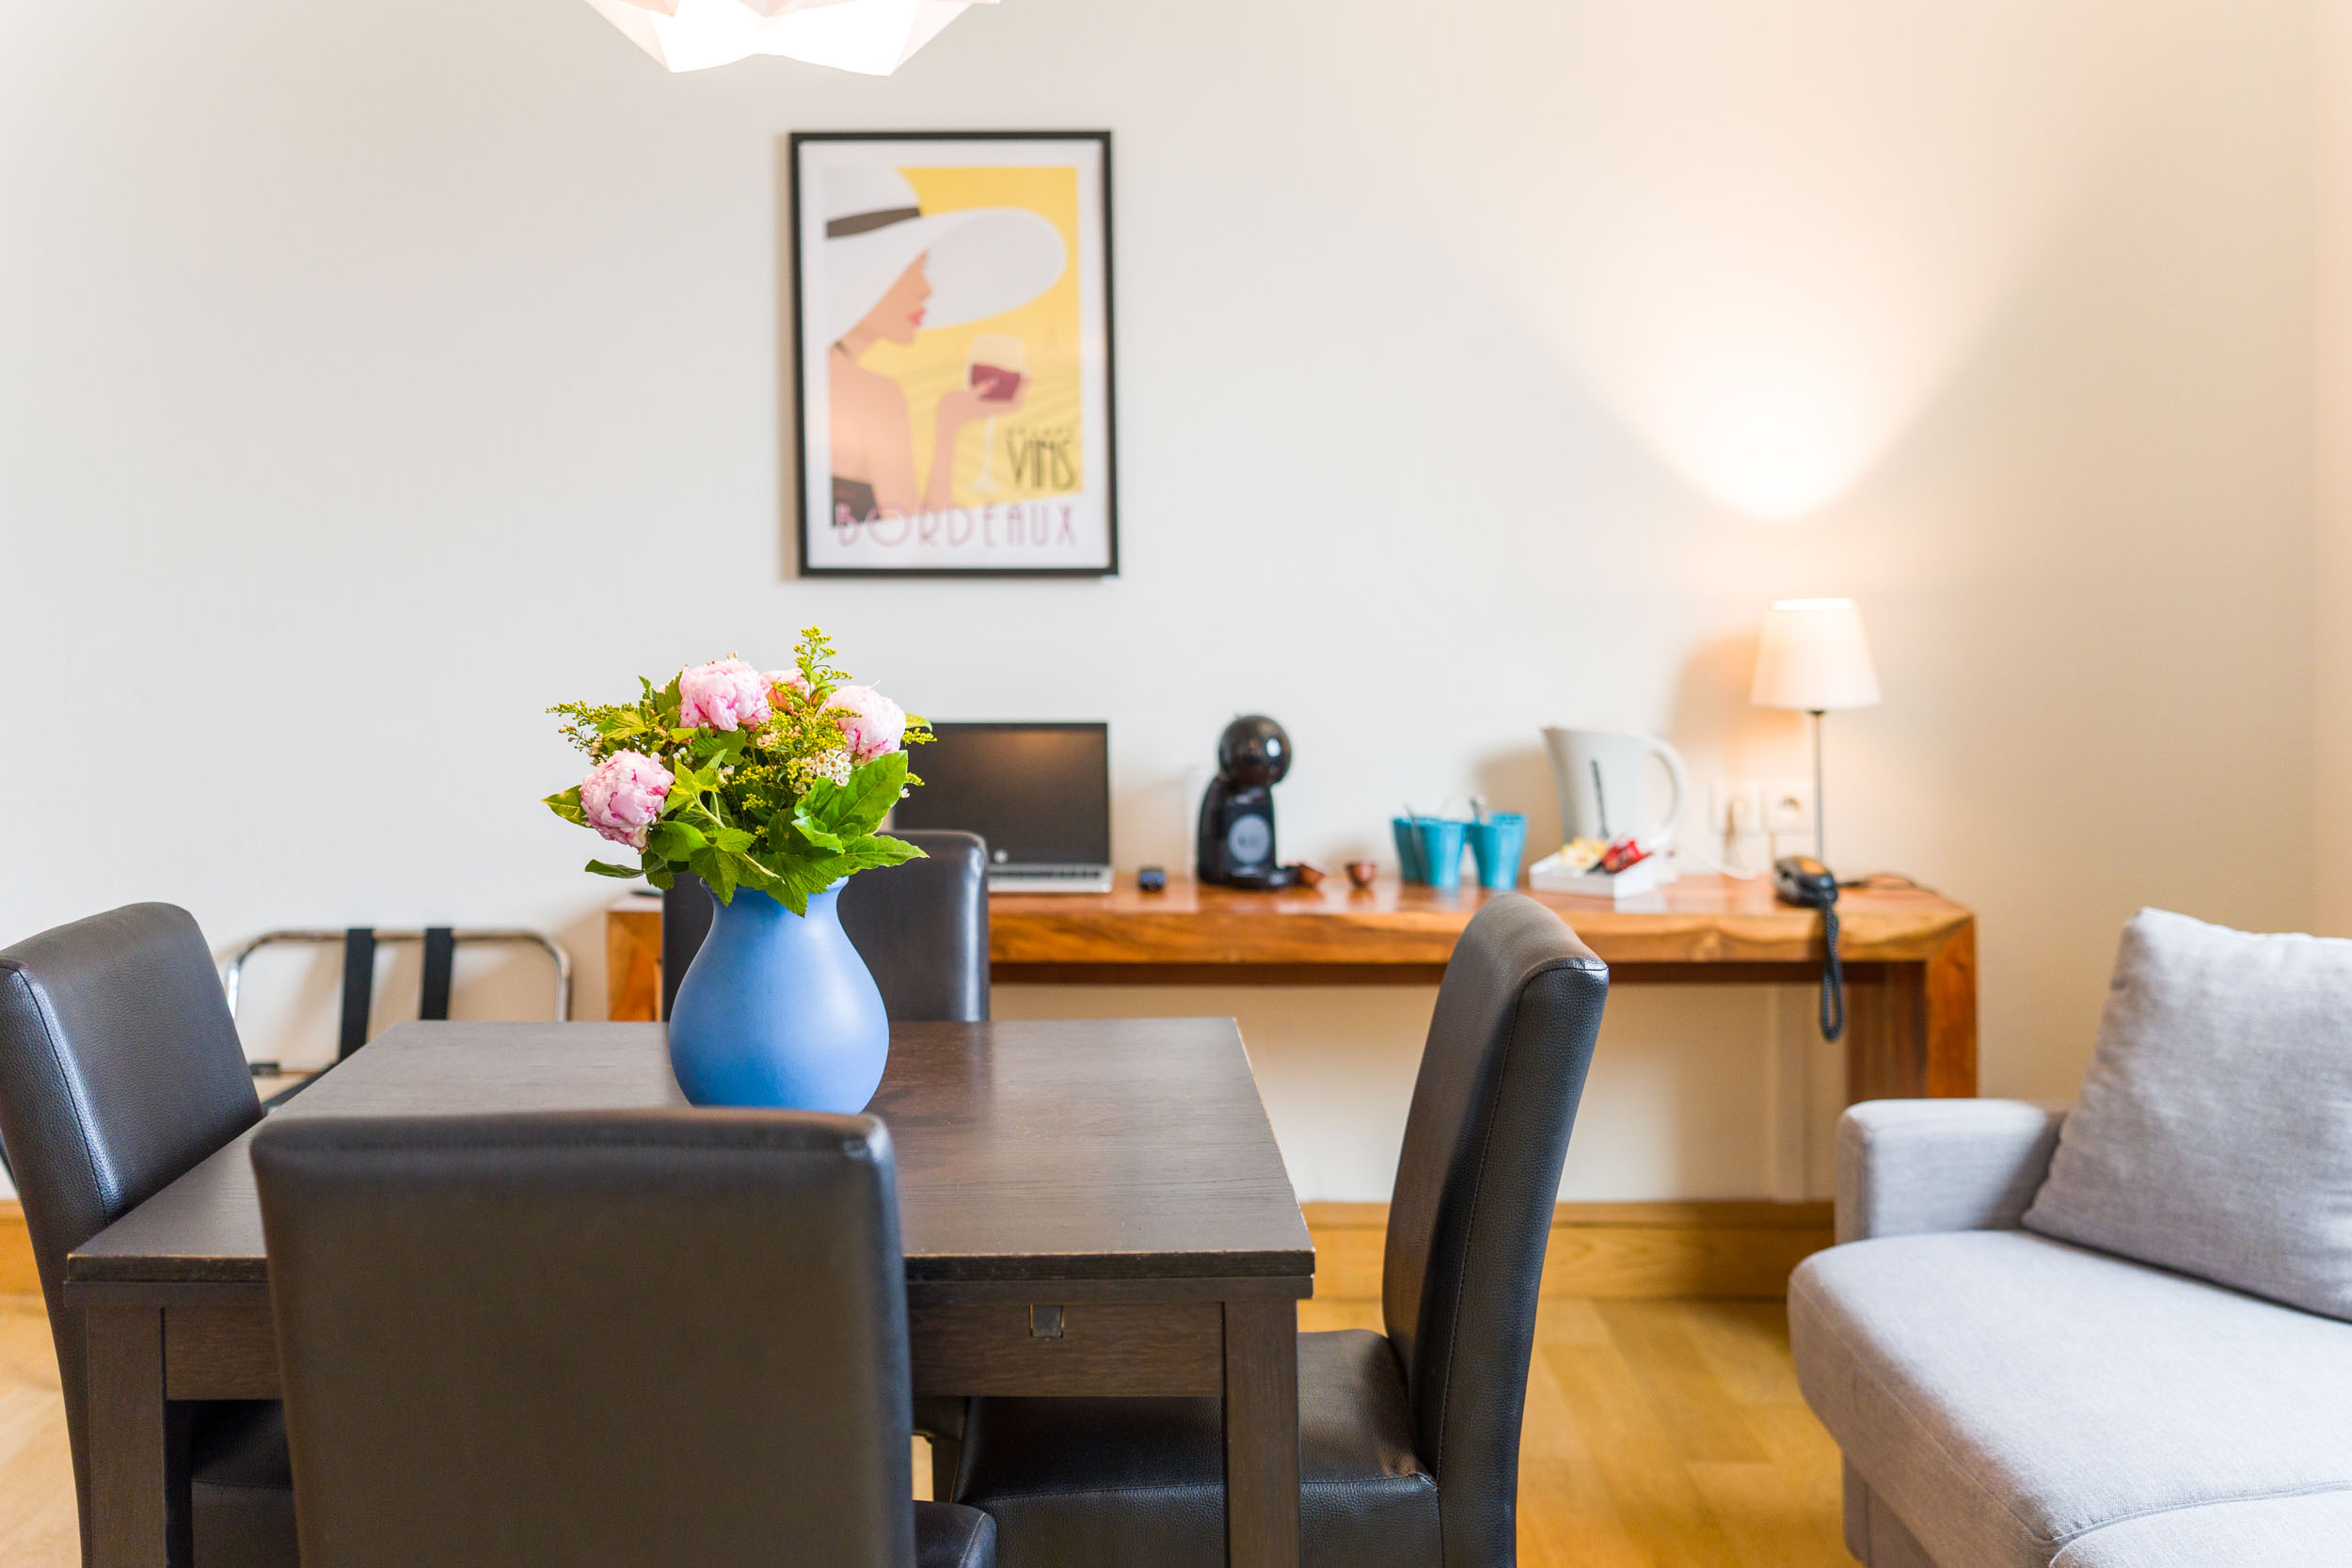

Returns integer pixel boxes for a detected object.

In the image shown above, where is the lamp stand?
[1810,708,1826,864]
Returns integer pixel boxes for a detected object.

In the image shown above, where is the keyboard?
[987,864,1115,895]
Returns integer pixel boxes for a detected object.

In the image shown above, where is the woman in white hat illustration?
[820,166,1068,524]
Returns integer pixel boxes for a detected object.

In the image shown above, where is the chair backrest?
[253,1108,915,1568]
[0,903,262,1560]
[1380,894,1608,1568]
[662,830,990,1022]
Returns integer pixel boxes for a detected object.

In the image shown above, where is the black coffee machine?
[1197,716,1295,889]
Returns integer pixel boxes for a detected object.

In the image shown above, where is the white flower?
[787,746,854,793]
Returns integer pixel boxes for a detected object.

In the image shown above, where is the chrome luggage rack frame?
[224,927,571,1082]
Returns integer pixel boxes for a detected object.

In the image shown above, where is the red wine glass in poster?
[966,333,1026,493]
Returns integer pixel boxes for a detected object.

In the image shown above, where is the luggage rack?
[224,927,570,1100]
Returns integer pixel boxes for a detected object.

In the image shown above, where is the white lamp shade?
[1749,598,1883,711]
[582,0,993,74]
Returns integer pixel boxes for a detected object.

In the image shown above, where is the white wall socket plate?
[1765,778,1816,834]
[1708,779,1765,833]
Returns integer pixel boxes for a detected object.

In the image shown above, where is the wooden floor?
[900,1291,1850,1567]
[0,1290,1848,1567]
[0,1296,79,1566]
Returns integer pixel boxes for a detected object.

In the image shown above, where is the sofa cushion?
[2048,1490,2352,1566]
[2021,908,2352,1321]
[1790,1230,2352,1568]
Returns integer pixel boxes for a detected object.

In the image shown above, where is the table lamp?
[1748,597,1881,865]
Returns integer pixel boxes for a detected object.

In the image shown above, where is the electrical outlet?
[1765,778,1816,835]
[1708,780,1764,834]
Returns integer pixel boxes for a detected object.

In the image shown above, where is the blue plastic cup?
[1391,817,1428,883]
[1466,813,1528,890]
[1414,818,1469,890]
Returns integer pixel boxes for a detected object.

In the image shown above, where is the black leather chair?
[950,894,1609,1568]
[0,903,298,1568]
[663,830,990,1023]
[251,1107,995,1568]
[665,830,990,1496]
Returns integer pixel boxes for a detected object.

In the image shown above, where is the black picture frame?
[788,130,1118,578]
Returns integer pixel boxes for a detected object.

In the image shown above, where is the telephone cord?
[1820,905,1846,1041]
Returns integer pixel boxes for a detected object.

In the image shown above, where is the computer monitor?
[894,721,1111,870]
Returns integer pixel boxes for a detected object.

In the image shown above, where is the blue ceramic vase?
[665,883,889,1112]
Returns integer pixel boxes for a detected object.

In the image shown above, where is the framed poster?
[790,132,1117,577]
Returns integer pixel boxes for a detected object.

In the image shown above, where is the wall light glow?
[1639,340,1883,520]
[1308,2,2173,524]
[1560,213,2033,526]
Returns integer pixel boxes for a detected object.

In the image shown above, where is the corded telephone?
[1773,855,1845,1040]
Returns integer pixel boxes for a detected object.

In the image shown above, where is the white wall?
[2320,0,2352,935]
[0,0,2318,1201]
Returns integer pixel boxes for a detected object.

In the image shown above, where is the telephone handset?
[1773,856,1845,1040]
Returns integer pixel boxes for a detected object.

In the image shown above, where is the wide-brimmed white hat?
[818,166,1068,345]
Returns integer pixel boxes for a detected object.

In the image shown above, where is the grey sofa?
[1791,1099,2352,1568]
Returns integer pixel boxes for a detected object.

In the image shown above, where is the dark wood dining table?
[66,1020,1315,1568]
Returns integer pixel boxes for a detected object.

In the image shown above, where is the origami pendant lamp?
[582,0,994,75]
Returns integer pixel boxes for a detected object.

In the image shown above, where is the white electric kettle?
[1542,728,1690,850]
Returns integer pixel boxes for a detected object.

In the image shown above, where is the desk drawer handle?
[1029,1305,1065,1340]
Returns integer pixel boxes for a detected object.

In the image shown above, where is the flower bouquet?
[545,626,930,913]
[543,627,930,1111]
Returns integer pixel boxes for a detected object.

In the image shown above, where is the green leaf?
[770,859,836,916]
[857,832,928,868]
[734,842,823,917]
[762,811,833,858]
[645,819,708,860]
[597,711,652,741]
[726,856,784,908]
[584,860,643,879]
[712,826,756,854]
[689,730,723,761]
[689,846,739,905]
[787,807,845,853]
[544,786,588,827]
[801,752,908,840]
[782,833,928,896]
[661,758,715,816]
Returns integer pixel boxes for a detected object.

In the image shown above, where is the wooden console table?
[607,873,1977,1101]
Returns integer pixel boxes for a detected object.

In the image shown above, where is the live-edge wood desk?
[611,873,1978,1101]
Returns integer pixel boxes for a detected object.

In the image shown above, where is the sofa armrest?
[1835,1100,2067,1243]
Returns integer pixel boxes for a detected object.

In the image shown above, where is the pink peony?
[580,752,672,851]
[825,684,907,763]
[678,658,771,732]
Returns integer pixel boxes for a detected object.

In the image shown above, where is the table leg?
[1845,962,1920,1101]
[1922,922,1979,1097]
[1223,1299,1300,1568]
[1845,925,1979,1101]
[86,1304,191,1568]
[606,910,662,1022]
